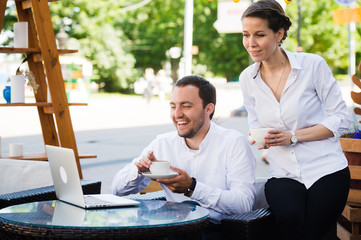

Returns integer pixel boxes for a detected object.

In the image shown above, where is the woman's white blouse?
[239,49,351,189]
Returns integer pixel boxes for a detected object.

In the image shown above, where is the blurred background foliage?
[2,0,361,92]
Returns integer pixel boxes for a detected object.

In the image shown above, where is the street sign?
[334,0,357,6]
[333,8,361,25]
[213,0,286,34]
[213,0,248,34]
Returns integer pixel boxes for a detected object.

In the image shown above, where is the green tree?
[284,0,361,74]
[50,0,136,92]
[3,0,361,91]
[120,0,250,81]
[192,1,249,81]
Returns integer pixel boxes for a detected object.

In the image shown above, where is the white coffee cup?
[9,143,23,157]
[250,128,274,146]
[150,161,170,174]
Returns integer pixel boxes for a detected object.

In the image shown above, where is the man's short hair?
[176,75,216,119]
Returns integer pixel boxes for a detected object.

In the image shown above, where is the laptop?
[45,145,140,209]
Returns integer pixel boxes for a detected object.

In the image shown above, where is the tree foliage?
[284,0,360,73]
[120,0,250,81]
[50,0,136,92]
[2,0,361,92]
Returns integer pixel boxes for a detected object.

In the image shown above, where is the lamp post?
[297,0,302,52]
[183,0,193,76]
[166,47,182,84]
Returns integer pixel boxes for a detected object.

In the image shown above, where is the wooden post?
[30,0,83,178]
[15,0,59,148]
[0,0,8,34]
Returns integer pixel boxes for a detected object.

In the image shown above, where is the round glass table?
[0,200,209,239]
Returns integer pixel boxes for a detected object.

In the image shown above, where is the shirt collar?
[181,121,214,152]
[283,49,302,70]
[248,48,302,79]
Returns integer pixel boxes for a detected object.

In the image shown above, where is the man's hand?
[157,166,192,193]
[135,151,157,173]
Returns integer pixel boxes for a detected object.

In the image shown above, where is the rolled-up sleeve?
[314,59,351,140]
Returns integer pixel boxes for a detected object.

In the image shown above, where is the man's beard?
[177,117,205,139]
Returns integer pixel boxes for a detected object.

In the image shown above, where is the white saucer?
[142,172,179,179]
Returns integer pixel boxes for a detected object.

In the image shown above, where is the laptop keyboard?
[84,195,112,207]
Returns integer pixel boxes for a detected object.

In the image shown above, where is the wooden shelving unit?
[0,103,87,106]
[1,152,97,161]
[0,0,96,178]
[0,47,78,54]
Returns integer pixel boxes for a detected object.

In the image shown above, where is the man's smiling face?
[170,85,208,139]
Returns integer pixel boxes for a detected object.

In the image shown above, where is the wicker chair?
[0,180,101,209]
[129,190,337,240]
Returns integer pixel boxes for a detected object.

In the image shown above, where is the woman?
[239,0,351,239]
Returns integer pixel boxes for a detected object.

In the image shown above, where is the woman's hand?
[264,129,291,148]
[249,129,290,149]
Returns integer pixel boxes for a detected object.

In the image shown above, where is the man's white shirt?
[112,121,256,222]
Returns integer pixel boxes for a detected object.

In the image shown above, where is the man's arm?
[112,160,151,196]
[158,135,256,215]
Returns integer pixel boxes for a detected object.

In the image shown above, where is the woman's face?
[242,17,283,63]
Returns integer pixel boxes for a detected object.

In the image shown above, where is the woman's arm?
[264,124,334,148]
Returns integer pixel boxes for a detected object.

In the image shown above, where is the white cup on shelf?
[9,143,23,157]
[10,75,26,103]
[14,22,28,48]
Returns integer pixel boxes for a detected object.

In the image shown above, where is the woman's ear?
[277,28,285,43]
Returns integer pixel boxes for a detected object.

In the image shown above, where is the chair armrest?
[0,180,101,209]
[221,208,276,240]
[126,190,166,201]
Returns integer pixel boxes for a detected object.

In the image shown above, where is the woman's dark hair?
[176,75,216,119]
[242,0,292,43]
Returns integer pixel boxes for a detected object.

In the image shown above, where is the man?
[112,75,255,223]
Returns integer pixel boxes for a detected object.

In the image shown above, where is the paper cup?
[10,75,26,103]
[250,128,274,146]
[150,161,170,174]
[14,22,28,48]
[9,143,23,157]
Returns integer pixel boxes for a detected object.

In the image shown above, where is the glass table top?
[0,200,209,229]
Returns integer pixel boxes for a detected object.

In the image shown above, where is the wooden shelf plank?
[337,223,352,240]
[0,103,87,107]
[349,189,361,206]
[0,152,96,161]
[340,138,361,153]
[350,165,361,181]
[0,47,77,54]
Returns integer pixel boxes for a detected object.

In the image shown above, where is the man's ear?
[205,103,215,116]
